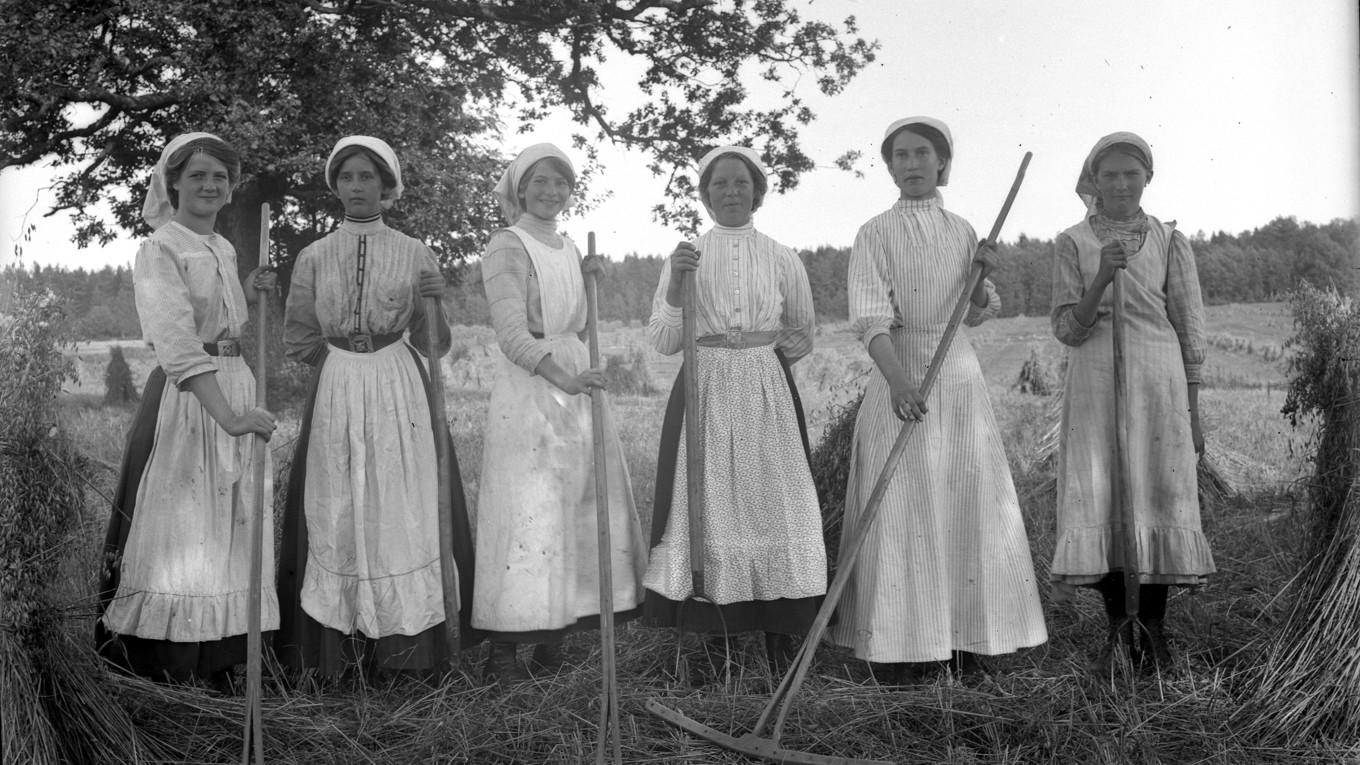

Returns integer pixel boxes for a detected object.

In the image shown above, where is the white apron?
[103,356,278,641]
[300,340,447,637]
[472,227,645,633]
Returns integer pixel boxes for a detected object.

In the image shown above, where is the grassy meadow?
[48,302,1353,764]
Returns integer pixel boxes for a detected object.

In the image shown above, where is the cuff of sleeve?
[174,365,217,391]
[859,324,891,349]
[654,300,683,327]
[1064,310,1096,344]
[1183,363,1202,386]
[516,345,552,375]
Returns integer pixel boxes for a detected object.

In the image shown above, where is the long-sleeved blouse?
[1049,215,1205,383]
[134,220,248,387]
[481,217,582,373]
[848,198,998,346]
[647,222,814,361]
[284,217,449,365]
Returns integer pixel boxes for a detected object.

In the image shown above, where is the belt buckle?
[725,327,743,348]
[348,332,373,353]
[217,339,240,357]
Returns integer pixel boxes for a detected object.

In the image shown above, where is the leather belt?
[696,330,778,349]
[326,333,404,353]
[204,339,241,357]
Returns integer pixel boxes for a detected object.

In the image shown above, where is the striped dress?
[829,196,1047,663]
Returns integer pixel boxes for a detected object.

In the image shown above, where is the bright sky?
[2,0,1357,270]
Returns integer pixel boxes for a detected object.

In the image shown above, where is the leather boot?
[1092,618,1134,674]
[1139,619,1175,670]
[483,642,528,684]
[763,632,796,677]
[529,640,565,676]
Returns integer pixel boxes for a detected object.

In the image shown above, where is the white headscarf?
[880,116,955,186]
[493,143,577,223]
[695,145,769,219]
[325,136,405,210]
[1075,131,1154,212]
[141,131,228,230]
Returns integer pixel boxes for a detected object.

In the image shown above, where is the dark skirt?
[95,368,251,682]
[643,349,822,635]
[274,344,484,676]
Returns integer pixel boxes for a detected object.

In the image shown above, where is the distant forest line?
[3,215,1355,341]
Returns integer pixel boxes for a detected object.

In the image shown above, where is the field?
[48,302,1352,764]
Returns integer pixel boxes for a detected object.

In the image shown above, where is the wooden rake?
[647,151,1033,765]
[241,202,270,765]
[584,232,623,765]
[425,283,460,664]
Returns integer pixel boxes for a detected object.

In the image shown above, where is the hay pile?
[0,287,168,763]
[1235,284,1360,745]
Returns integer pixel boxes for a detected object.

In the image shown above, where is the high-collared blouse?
[284,217,448,366]
[849,197,998,347]
[134,220,248,388]
[1050,212,1205,383]
[647,222,815,362]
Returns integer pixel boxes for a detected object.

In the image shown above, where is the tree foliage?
[1,0,876,282]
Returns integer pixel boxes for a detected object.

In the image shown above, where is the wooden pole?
[1111,272,1140,619]
[241,202,269,765]
[424,292,461,663]
[681,269,705,598]
[585,232,622,765]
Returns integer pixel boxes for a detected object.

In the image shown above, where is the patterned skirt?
[644,345,826,635]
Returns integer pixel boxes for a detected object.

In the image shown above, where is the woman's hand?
[887,378,928,422]
[419,271,446,299]
[223,406,277,440]
[664,241,701,307]
[557,367,607,396]
[1094,239,1129,288]
[243,266,276,305]
[973,240,999,280]
[581,254,607,281]
[249,266,277,292]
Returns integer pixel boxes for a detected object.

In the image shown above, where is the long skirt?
[643,346,826,635]
[829,327,1046,663]
[472,336,646,643]
[274,342,480,676]
[97,358,277,682]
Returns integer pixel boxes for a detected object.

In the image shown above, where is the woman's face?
[706,157,755,227]
[520,161,573,222]
[889,129,945,201]
[172,153,232,220]
[335,153,387,219]
[1094,151,1148,219]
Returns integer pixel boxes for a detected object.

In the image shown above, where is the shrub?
[0,285,162,762]
[102,344,140,406]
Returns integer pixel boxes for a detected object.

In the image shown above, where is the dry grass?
[34,308,1357,764]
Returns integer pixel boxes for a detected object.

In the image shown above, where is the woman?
[830,117,1046,684]
[1050,132,1214,671]
[643,145,826,680]
[474,143,646,682]
[97,132,279,687]
[276,135,477,678]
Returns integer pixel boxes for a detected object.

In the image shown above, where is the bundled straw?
[1,286,168,763]
[1234,284,1360,745]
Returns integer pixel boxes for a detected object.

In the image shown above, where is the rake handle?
[681,267,706,599]
[1111,272,1139,617]
[585,232,622,765]
[242,203,269,765]
[424,293,461,662]
[760,151,1033,742]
